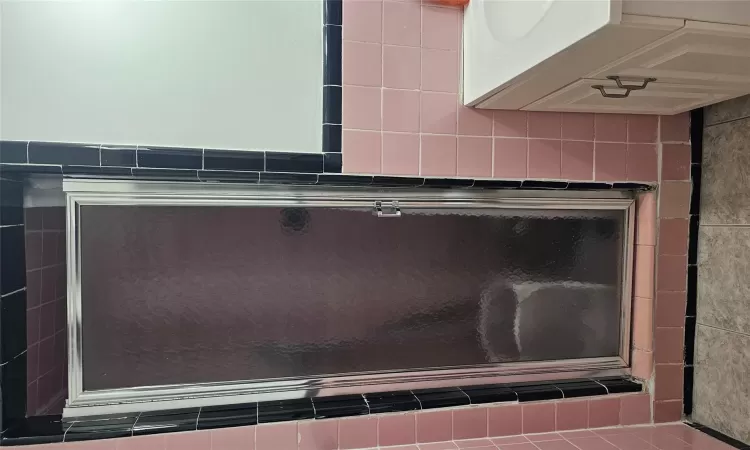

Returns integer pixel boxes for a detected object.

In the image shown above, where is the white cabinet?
[463,0,750,114]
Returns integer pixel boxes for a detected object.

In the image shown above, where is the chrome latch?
[374,201,401,218]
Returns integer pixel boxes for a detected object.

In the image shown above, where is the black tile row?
[322,0,342,152]
[687,422,750,449]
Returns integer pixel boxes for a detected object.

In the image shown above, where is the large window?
[65,180,634,417]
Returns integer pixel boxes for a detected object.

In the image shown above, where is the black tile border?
[322,0,342,154]
[687,422,750,449]
[1,377,640,445]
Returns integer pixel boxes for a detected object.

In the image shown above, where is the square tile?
[453,408,488,440]
[655,364,684,401]
[422,6,460,50]
[421,49,459,93]
[595,114,627,142]
[421,135,457,177]
[487,404,522,438]
[594,142,627,182]
[620,394,651,425]
[655,292,687,328]
[561,113,594,141]
[561,141,593,180]
[383,45,421,89]
[522,403,555,434]
[343,86,381,131]
[339,416,378,449]
[493,138,527,178]
[626,143,658,182]
[382,133,420,176]
[528,112,561,139]
[209,426,255,450]
[384,89,421,132]
[660,113,690,142]
[343,130,382,174]
[457,137,492,178]
[588,397,621,428]
[417,410,453,443]
[379,413,417,446]
[164,430,210,450]
[555,400,588,431]
[627,115,659,143]
[420,92,457,134]
[659,219,688,256]
[299,420,338,450]
[658,182,691,218]
[494,111,527,137]
[657,254,688,292]
[661,144,691,181]
[383,0,421,46]
[458,107,493,136]
[255,423,296,450]
[343,0,382,43]
[528,139,561,179]
[343,41,382,87]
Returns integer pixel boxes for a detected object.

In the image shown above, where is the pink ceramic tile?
[555,400,588,431]
[41,232,58,267]
[299,419,338,450]
[488,404,522,437]
[627,115,659,143]
[588,397,621,428]
[422,5,460,50]
[522,403,555,434]
[493,138,527,178]
[594,142,627,182]
[383,89,421,132]
[526,433,563,442]
[386,446,420,450]
[40,266,56,305]
[561,141,594,181]
[658,182,691,219]
[339,416,378,449]
[454,438,495,448]
[27,343,39,382]
[656,292,687,328]
[661,144,691,181]
[655,364,683,401]
[634,245,655,299]
[657,254,688,292]
[595,114,627,142]
[457,137,492,178]
[343,41,382,87]
[641,431,694,450]
[534,441,580,450]
[626,143,658,182]
[383,45,421,89]
[26,380,38,416]
[632,349,654,380]
[559,430,596,439]
[40,301,55,339]
[343,130,382,174]
[343,86,381,131]
[660,113,690,143]
[421,49,459,93]
[528,112,561,139]
[27,306,40,345]
[419,442,460,450]
[383,0,421,46]
[116,435,166,450]
[528,139,562,179]
[383,132,420,175]
[494,111,527,137]
[421,135,457,177]
[38,336,55,375]
[659,219,689,256]
[25,208,44,231]
[256,423,297,450]
[25,233,43,271]
[379,413,417,446]
[636,191,657,246]
[26,269,41,309]
[210,425,255,450]
[567,436,619,450]
[458,107,493,136]
[492,436,529,445]
[601,434,654,450]
[420,92,457,134]
[496,443,539,450]
[417,410,453,443]
[561,113,594,141]
[632,296,654,351]
[453,408,488,440]
[343,0,383,43]
[165,430,211,450]
[620,394,651,426]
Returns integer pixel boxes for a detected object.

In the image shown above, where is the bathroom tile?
[413,388,470,410]
[209,425,255,450]
[324,85,342,124]
[555,400,588,431]
[588,397,620,428]
[420,92,457,134]
[203,150,264,172]
[634,244,655,299]
[131,168,198,180]
[339,416,378,449]
[561,113,594,141]
[461,385,517,405]
[382,133,419,175]
[0,290,26,362]
[495,443,539,450]
[701,119,750,224]
[595,114,627,142]
[528,139,561,179]
[554,380,607,398]
[133,409,199,436]
[659,219,689,256]
[422,5,460,50]
[566,436,619,450]
[522,403,555,434]
[659,182,691,219]
[657,254,688,292]
[379,413,417,446]
[115,435,165,450]
[383,0,421,46]
[100,146,136,167]
[662,144,691,180]
[197,403,258,430]
[266,152,323,173]
[595,378,644,394]
[137,146,202,170]
[421,442,460,450]
[453,407,488,439]
[343,0,382,43]
[654,364,684,401]
[383,89,421,132]
[632,349,654,380]
[637,191,657,246]
[627,115,659,143]
[324,25,342,86]
[421,135,457,177]
[421,49,459,93]
[510,383,563,402]
[656,291,687,328]
[343,41,382,87]
[457,137,492,178]
[28,142,100,166]
[312,394,369,419]
[633,296,654,351]
[323,125,342,153]
[383,45,421,89]
[343,130,382,174]
[324,0,342,26]
[528,112,561,139]
[561,141,593,181]
[65,415,139,442]
[493,138,527,178]
[0,225,25,295]
[594,142,627,182]
[492,436,530,446]
[458,106,493,137]
[0,141,28,163]
[257,399,314,423]
[655,327,685,364]
[626,143,658,182]
[343,85,381,131]
[366,392,420,414]
[416,410,453,443]
[619,394,651,425]
[660,113,690,142]
[255,422,297,450]
[494,111,527,137]
[454,438,495,448]
[298,419,338,450]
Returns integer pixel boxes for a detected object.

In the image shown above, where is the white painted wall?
[0,0,323,153]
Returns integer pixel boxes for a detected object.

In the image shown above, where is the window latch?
[374,201,401,218]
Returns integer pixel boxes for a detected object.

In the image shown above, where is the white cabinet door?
[589,21,750,86]
[524,78,746,115]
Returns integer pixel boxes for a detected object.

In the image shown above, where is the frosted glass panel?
[80,206,625,391]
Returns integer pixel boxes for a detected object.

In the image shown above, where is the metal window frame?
[63,179,636,418]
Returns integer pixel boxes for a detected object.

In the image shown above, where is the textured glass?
[80,205,625,390]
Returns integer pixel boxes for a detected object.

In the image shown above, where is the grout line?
[592,379,609,394]
[132,411,143,436]
[0,223,24,228]
[0,287,26,298]
[195,407,201,431]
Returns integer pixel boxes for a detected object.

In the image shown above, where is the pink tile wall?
[24,207,67,416]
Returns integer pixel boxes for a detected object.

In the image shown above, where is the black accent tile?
[131,168,199,181]
[0,141,28,164]
[690,165,702,215]
[364,391,420,414]
[565,182,613,190]
[1,415,65,445]
[198,403,258,430]
[686,271,697,317]
[0,164,62,175]
[692,423,750,449]
[554,380,607,398]
[259,172,319,185]
[683,367,693,416]
[1,352,26,424]
[137,146,202,170]
[323,25,342,86]
[266,153,323,173]
[459,385,517,405]
[64,415,138,442]
[684,317,696,366]
[688,215,700,265]
[28,142,100,166]
[0,178,24,226]
[690,108,704,164]
[0,224,25,295]
[593,377,642,394]
[412,388,469,409]
[323,152,343,173]
[132,408,199,436]
[204,150,264,172]
[323,86,342,125]
[0,206,24,227]
[323,125,342,153]
[198,170,260,183]
[318,174,372,186]
[1,290,27,363]
[423,178,474,188]
[324,0,342,25]
[62,166,134,177]
[521,180,568,190]
[611,182,652,190]
[312,395,369,419]
[371,176,424,187]
[472,180,522,189]
[100,146,136,167]
[508,382,563,402]
[257,399,315,423]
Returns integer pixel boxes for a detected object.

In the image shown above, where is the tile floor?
[356,424,746,450]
